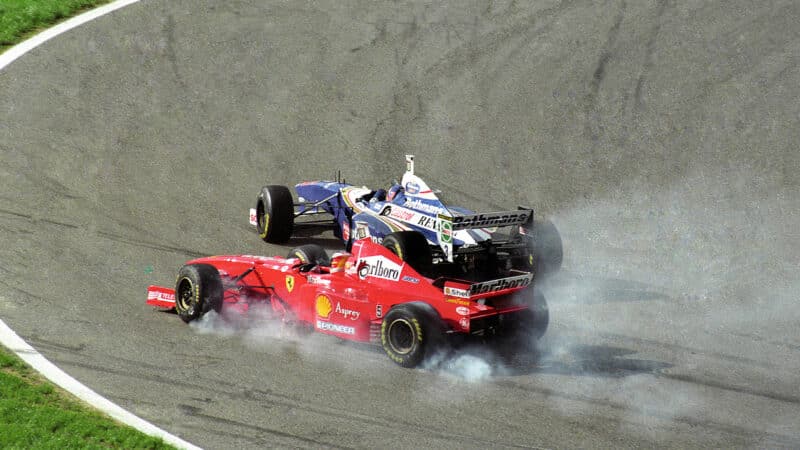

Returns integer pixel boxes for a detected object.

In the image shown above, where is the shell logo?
[316,294,332,318]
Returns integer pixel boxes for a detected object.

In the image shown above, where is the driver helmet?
[387,184,403,202]
[329,252,351,273]
[371,188,387,203]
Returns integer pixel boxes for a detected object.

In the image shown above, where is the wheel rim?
[387,318,415,355]
[176,277,195,314]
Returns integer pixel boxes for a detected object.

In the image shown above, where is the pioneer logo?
[317,320,356,335]
[357,256,401,281]
[470,274,532,295]
[452,211,532,230]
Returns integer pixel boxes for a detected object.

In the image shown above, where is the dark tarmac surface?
[1,1,799,448]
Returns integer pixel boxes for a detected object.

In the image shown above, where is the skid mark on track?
[590,330,793,373]
[498,379,800,448]
[0,207,204,258]
[53,355,539,449]
[178,404,352,449]
[0,207,79,229]
[95,230,206,258]
[0,206,201,257]
[369,0,580,154]
[583,0,625,143]
[729,331,800,352]
[663,373,800,405]
[634,0,672,110]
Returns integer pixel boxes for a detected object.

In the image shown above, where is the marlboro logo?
[470,274,532,295]
[357,256,401,281]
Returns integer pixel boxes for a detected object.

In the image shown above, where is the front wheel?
[256,185,294,243]
[287,244,330,266]
[174,264,223,323]
[381,302,445,368]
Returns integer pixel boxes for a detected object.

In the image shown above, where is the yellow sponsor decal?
[445,298,471,306]
[285,275,295,292]
[259,213,270,238]
[412,318,423,342]
[316,294,332,318]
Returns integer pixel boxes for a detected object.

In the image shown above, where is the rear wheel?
[256,185,294,243]
[382,231,432,276]
[174,264,223,323]
[381,302,445,368]
[499,288,549,351]
[287,244,330,266]
[522,219,563,279]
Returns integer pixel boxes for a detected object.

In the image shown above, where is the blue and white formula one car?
[249,155,562,281]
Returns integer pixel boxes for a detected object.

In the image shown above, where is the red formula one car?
[146,238,548,367]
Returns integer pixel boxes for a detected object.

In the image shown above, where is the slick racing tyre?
[381,302,445,368]
[527,219,563,279]
[502,287,549,347]
[287,244,330,266]
[174,264,223,323]
[256,185,294,243]
[382,231,432,276]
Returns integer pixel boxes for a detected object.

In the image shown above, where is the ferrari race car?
[249,155,563,282]
[146,238,549,368]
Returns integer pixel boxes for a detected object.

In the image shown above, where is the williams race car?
[249,155,563,282]
[146,238,548,368]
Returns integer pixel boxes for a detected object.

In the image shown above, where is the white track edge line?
[0,320,201,450]
[1,1,202,448]
[0,0,142,71]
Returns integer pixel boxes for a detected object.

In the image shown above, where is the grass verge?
[0,0,113,52]
[0,344,173,449]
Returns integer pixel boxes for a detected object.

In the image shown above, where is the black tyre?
[256,185,294,243]
[287,244,330,266]
[504,287,549,343]
[382,231,432,276]
[528,219,563,279]
[381,302,445,368]
[174,264,223,323]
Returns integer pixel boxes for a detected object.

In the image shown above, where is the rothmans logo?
[357,256,401,281]
[452,211,532,230]
[470,273,532,295]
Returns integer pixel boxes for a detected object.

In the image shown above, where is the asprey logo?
[335,302,360,320]
[357,256,402,281]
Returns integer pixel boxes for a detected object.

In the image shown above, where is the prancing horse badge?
[285,275,295,292]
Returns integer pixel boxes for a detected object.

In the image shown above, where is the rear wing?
[441,271,533,300]
[435,209,533,261]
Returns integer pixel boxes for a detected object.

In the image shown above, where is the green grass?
[0,345,174,449]
[0,0,112,49]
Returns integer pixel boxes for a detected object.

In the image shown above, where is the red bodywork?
[147,238,533,343]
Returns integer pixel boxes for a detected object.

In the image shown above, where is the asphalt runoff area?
[1,1,798,448]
